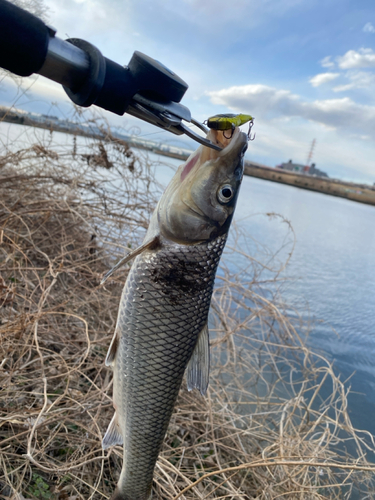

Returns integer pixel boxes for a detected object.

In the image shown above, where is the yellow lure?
[207,113,253,131]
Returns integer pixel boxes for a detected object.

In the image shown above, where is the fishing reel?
[0,0,220,150]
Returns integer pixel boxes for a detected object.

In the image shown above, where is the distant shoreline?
[243,161,375,206]
[1,106,374,206]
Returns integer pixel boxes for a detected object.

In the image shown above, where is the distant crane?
[306,139,316,167]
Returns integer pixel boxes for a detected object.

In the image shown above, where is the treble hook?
[248,119,255,141]
[223,123,235,140]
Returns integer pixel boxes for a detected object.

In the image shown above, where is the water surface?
[235,176,375,437]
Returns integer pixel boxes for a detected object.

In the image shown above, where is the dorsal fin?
[101,236,159,285]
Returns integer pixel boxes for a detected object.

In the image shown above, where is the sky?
[2,0,375,183]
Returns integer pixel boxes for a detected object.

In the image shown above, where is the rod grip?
[0,0,49,76]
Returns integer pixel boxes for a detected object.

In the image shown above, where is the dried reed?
[1,119,375,500]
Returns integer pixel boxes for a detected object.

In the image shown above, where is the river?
[238,175,375,435]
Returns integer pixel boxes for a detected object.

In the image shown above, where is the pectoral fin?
[102,413,123,450]
[100,236,160,285]
[186,323,210,396]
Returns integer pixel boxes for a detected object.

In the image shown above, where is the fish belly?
[112,235,226,500]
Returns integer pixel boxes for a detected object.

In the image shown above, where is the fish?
[102,126,249,500]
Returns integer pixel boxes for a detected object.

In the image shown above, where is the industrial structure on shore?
[276,139,328,178]
[277,160,329,178]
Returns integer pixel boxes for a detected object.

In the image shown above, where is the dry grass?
[1,120,375,500]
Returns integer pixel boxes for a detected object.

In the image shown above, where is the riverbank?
[244,160,375,206]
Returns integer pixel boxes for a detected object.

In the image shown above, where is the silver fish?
[102,127,248,500]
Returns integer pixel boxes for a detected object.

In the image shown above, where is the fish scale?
[112,234,227,500]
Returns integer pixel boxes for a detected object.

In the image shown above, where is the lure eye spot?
[218,184,234,204]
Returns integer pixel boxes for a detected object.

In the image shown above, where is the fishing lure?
[207,113,252,130]
[206,113,255,140]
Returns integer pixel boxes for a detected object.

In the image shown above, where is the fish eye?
[240,144,248,157]
[217,184,234,204]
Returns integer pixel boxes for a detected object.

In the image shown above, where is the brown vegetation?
[1,124,375,499]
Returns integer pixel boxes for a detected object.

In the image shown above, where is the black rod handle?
[39,36,90,91]
[0,0,49,76]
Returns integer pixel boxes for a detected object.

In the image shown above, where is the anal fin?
[102,413,123,450]
[186,323,210,396]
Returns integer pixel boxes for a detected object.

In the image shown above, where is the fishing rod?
[0,0,221,151]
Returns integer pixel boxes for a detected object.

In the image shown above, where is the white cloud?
[208,85,299,119]
[207,84,375,137]
[333,70,375,92]
[363,22,375,33]
[333,84,355,92]
[337,48,375,69]
[44,0,132,40]
[320,56,335,69]
[6,74,68,103]
[309,72,340,87]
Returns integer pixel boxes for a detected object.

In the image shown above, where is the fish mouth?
[192,127,248,173]
[207,127,248,159]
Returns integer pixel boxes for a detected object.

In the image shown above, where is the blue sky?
[2,0,375,183]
